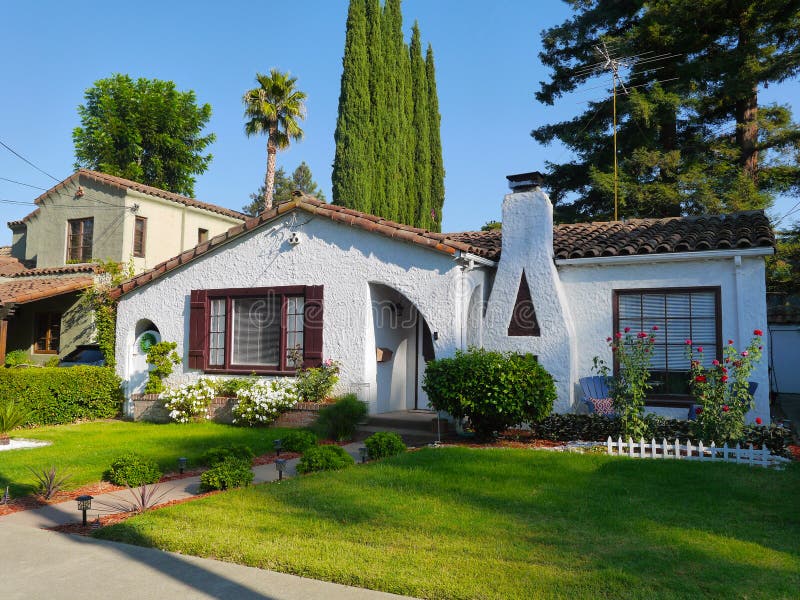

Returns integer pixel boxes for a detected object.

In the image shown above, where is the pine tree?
[243,162,326,215]
[533,0,800,221]
[332,0,372,213]
[426,44,444,232]
[409,23,432,229]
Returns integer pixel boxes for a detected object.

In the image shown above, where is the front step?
[364,411,448,434]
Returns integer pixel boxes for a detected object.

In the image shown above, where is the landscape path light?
[273,438,283,456]
[359,447,368,464]
[178,457,187,474]
[275,458,287,481]
[76,495,93,527]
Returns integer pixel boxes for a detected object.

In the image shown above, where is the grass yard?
[1,421,291,497]
[95,447,800,599]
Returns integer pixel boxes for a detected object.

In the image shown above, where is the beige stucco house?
[1,170,246,364]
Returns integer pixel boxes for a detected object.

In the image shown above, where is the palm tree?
[243,69,307,211]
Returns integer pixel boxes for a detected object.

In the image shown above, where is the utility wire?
[0,176,48,191]
[0,138,60,182]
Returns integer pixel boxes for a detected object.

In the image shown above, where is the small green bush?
[105,452,162,486]
[296,444,355,474]
[0,366,122,425]
[200,444,255,466]
[423,348,556,440]
[295,359,340,403]
[281,430,318,453]
[200,456,254,491]
[313,394,368,441]
[364,432,406,460]
[4,349,30,368]
[0,401,29,435]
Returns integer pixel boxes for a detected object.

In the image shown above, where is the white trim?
[556,246,773,267]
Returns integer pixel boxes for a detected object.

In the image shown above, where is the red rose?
[722,405,729,412]
[606,337,612,342]
[637,331,647,338]
[758,346,763,350]
[754,329,763,336]
[721,375,728,382]
[615,332,623,339]
[728,339,734,345]
[695,375,707,383]
[624,327,631,333]
[741,351,749,357]
[652,325,659,331]
[755,417,762,425]
[685,339,692,345]
[644,348,650,353]
[695,407,703,415]
[697,346,704,353]
[712,359,720,366]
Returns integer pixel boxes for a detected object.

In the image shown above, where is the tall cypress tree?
[381,0,407,222]
[332,0,372,213]
[426,43,444,233]
[366,0,388,218]
[409,22,432,230]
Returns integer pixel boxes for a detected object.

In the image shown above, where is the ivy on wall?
[81,259,134,368]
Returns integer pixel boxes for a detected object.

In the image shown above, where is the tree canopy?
[243,162,326,215]
[73,74,215,197]
[533,0,800,222]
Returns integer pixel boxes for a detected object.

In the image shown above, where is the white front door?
[128,330,160,395]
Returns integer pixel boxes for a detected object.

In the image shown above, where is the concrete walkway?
[1,442,416,599]
[0,524,412,600]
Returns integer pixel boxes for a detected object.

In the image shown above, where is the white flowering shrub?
[161,379,216,423]
[232,378,298,427]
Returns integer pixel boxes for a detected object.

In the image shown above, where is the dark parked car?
[58,345,106,367]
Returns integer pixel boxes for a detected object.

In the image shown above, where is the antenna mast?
[594,41,629,221]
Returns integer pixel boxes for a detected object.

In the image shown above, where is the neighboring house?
[766,295,800,395]
[112,173,774,422]
[1,170,246,364]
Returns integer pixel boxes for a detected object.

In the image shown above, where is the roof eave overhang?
[555,246,774,267]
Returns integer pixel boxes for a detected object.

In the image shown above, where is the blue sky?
[1,0,798,246]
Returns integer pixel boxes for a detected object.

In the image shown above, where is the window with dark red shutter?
[188,286,322,374]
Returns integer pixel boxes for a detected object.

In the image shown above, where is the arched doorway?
[128,319,160,395]
[368,284,435,413]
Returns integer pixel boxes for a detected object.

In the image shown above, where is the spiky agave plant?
[28,466,72,500]
[0,401,28,444]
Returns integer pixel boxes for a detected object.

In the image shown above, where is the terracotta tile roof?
[448,211,774,260]
[0,275,94,305]
[110,198,775,299]
[0,246,11,256]
[7,264,98,278]
[552,211,774,259]
[0,256,28,276]
[7,170,247,228]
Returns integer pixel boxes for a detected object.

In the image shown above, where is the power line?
[0,176,48,191]
[0,138,60,182]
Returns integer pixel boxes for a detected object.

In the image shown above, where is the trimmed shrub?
[364,432,406,460]
[423,348,556,440]
[313,394,368,441]
[200,457,254,491]
[231,378,297,426]
[200,444,255,467]
[280,430,318,453]
[296,444,355,474]
[0,366,122,425]
[295,359,340,403]
[105,452,162,486]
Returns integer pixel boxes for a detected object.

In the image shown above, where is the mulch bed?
[0,451,297,517]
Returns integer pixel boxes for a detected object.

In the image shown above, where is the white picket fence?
[606,437,792,468]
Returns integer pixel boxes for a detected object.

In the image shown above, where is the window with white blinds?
[231,297,282,366]
[615,288,720,398]
[208,299,226,366]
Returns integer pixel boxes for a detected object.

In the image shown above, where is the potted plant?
[0,401,29,445]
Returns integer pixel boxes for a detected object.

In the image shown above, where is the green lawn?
[1,421,290,497]
[94,447,800,599]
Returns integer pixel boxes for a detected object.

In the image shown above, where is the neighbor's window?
[614,287,721,404]
[67,217,94,262]
[198,228,209,244]
[34,312,61,354]
[207,289,305,372]
[133,216,147,258]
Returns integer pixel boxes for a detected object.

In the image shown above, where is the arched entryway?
[368,284,435,413]
[128,319,160,395]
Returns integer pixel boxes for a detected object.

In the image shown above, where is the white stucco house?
[112,173,775,422]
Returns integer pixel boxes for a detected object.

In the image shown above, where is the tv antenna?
[579,42,681,220]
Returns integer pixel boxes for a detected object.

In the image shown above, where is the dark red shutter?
[188,289,208,369]
[303,285,324,368]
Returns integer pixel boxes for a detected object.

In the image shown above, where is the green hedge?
[0,366,123,425]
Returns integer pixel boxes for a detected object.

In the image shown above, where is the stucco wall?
[768,325,800,394]
[115,210,476,412]
[559,255,770,422]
